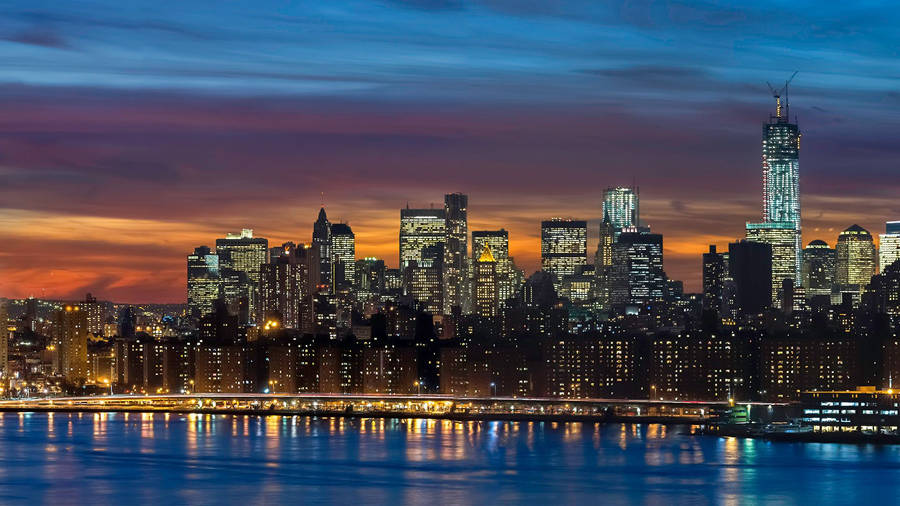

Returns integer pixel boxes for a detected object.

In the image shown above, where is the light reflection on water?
[0,413,898,505]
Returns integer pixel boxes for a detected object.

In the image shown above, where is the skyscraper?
[473,245,499,318]
[330,223,355,289]
[761,90,801,280]
[602,187,639,231]
[404,244,444,315]
[53,304,89,383]
[541,219,587,290]
[746,222,799,306]
[728,240,772,315]
[313,208,332,290]
[472,229,520,308]
[216,229,268,322]
[702,245,727,313]
[879,221,900,272]
[801,240,835,298]
[443,193,469,314]
[187,245,220,320]
[835,224,877,291]
[594,215,615,311]
[609,231,665,312]
[259,247,303,328]
[399,207,446,271]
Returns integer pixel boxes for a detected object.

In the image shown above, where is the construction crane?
[766,71,798,119]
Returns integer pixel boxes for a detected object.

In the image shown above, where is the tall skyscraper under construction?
[761,76,801,280]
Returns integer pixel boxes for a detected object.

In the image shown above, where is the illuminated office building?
[330,223,355,288]
[879,221,900,272]
[835,224,877,291]
[602,187,639,231]
[53,305,89,383]
[216,229,268,322]
[609,232,665,311]
[801,240,835,298]
[472,229,520,307]
[746,222,799,306]
[404,244,444,315]
[594,215,615,310]
[473,245,499,318]
[541,219,587,290]
[187,246,220,320]
[399,207,446,271]
[761,94,802,279]
[443,193,469,314]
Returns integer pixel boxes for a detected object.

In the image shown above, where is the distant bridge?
[0,394,793,423]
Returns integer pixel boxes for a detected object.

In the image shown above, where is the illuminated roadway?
[0,394,792,424]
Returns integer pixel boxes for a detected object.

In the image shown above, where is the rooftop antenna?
[766,71,798,120]
[320,192,325,208]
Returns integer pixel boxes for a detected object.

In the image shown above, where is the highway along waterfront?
[0,393,792,424]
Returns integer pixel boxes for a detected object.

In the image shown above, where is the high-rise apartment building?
[82,293,104,335]
[801,240,835,298]
[53,304,89,383]
[443,193,469,314]
[330,223,355,289]
[473,245,499,318]
[602,187,639,231]
[746,222,799,306]
[541,219,587,290]
[399,207,446,270]
[835,224,877,291]
[187,245,220,320]
[879,221,900,272]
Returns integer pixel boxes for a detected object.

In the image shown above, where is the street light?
[490,382,496,397]
[414,380,421,396]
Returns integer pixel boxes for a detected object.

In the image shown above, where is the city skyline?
[3,1,900,303]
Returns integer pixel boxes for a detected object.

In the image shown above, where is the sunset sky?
[2,1,900,303]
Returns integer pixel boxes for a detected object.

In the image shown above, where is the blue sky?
[2,0,899,301]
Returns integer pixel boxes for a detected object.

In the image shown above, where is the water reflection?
[2,413,900,504]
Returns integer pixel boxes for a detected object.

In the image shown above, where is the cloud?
[2,28,70,49]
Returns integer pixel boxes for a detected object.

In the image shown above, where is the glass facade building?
[761,102,801,281]
[330,223,355,288]
[879,221,900,273]
[602,187,639,231]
